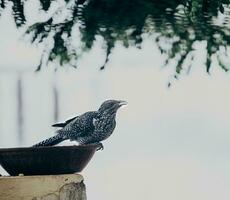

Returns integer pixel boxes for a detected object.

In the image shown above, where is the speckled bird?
[33,100,127,149]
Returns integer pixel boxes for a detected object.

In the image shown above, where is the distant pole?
[53,75,59,122]
[17,73,23,145]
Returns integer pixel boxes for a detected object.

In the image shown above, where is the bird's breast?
[94,117,116,140]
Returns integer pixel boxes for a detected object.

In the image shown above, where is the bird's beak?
[118,100,128,107]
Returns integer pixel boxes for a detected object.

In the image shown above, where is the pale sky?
[1,3,230,200]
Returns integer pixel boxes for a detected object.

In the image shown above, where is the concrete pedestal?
[0,174,86,200]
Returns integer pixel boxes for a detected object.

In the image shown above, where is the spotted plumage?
[33,100,127,148]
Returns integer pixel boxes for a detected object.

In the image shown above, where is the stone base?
[0,174,86,200]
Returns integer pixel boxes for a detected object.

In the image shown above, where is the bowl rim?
[0,144,100,153]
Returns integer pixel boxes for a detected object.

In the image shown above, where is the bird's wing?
[63,111,99,137]
[52,116,78,127]
[74,111,98,132]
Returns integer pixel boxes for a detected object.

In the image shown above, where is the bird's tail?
[33,133,65,147]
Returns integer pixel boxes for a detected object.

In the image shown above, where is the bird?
[33,99,127,150]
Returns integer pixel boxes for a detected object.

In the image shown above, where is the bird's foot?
[96,143,104,151]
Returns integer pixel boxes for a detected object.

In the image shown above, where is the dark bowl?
[0,144,99,176]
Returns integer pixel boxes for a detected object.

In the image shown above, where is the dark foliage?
[0,0,5,9]
[11,0,26,27]
[0,0,230,75]
[40,0,53,11]
[0,0,6,17]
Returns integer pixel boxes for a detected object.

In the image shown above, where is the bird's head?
[98,99,127,115]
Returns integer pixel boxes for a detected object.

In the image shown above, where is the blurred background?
[1,0,230,200]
